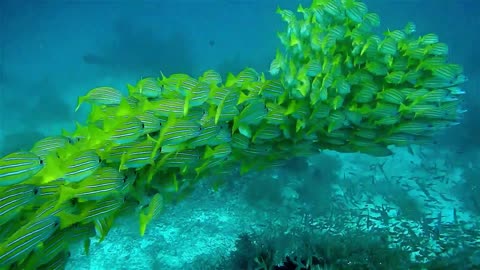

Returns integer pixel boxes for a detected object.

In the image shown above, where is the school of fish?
[0,0,467,268]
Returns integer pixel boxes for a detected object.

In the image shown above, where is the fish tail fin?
[139,211,150,237]
[75,96,86,112]
[127,84,136,95]
[204,146,214,159]
[215,102,224,125]
[232,116,240,134]
[184,94,190,117]
[57,186,75,208]
[399,103,409,113]
[237,92,249,105]
[119,152,128,171]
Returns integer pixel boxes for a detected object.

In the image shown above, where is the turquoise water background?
[1,1,479,269]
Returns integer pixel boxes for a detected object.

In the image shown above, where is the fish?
[231,133,250,150]
[95,215,115,243]
[425,42,448,56]
[36,149,102,184]
[252,124,282,143]
[226,68,259,87]
[215,87,241,124]
[30,136,71,160]
[199,70,222,86]
[19,223,94,269]
[377,88,405,104]
[210,125,232,145]
[75,87,123,112]
[63,150,102,182]
[161,149,201,171]
[139,193,163,236]
[353,81,379,103]
[0,215,60,267]
[159,118,202,146]
[143,98,186,118]
[204,144,232,159]
[0,184,40,226]
[136,111,164,135]
[71,197,125,225]
[119,139,158,170]
[184,81,211,116]
[259,79,285,100]
[385,71,405,84]
[102,116,145,144]
[233,99,268,133]
[0,151,44,186]
[35,179,64,202]
[269,50,285,76]
[149,116,202,160]
[419,33,439,45]
[265,102,287,125]
[57,167,129,206]
[128,77,162,98]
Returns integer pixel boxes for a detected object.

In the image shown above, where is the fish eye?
[33,187,39,195]
[123,175,128,183]
[53,220,60,228]
[71,198,79,206]
[199,127,202,131]
[39,159,44,165]
[141,123,145,129]
[66,251,72,257]
[98,157,102,163]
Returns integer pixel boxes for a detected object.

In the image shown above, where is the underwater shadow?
[0,130,45,155]
[0,76,74,155]
[82,18,194,77]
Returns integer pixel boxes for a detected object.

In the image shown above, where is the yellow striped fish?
[162,149,201,169]
[204,144,232,159]
[128,77,162,98]
[57,167,128,206]
[139,193,163,236]
[0,215,60,267]
[231,133,250,149]
[30,136,71,160]
[187,120,221,148]
[136,111,164,135]
[62,150,102,183]
[20,226,80,269]
[0,151,44,186]
[199,70,222,86]
[144,98,185,118]
[37,251,70,270]
[74,197,125,225]
[103,117,145,144]
[75,86,123,112]
[184,82,211,116]
[119,139,158,170]
[0,184,40,226]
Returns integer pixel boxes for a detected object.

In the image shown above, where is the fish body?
[0,152,44,186]
[76,87,123,112]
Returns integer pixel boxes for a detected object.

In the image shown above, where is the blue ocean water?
[0,0,479,269]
